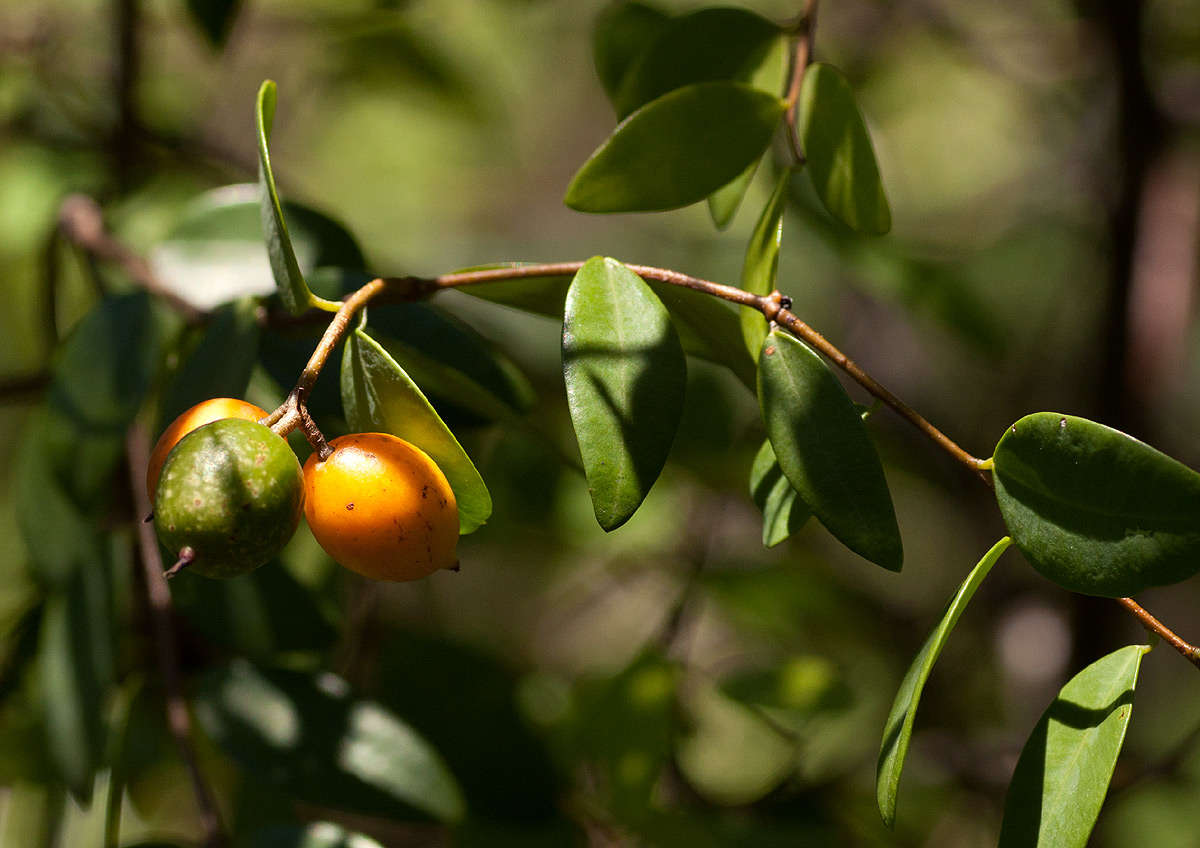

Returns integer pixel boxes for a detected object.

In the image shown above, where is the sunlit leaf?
[593,1,669,107]
[0,783,63,848]
[185,0,241,49]
[613,7,783,119]
[565,82,786,214]
[739,167,791,357]
[194,660,465,823]
[758,329,901,570]
[797,63,891,235]
[256,81,340,314]
[159,297,260,428]
[341,328,491,534]
[876,537,1012,828]
[749,439,811,547]
[998,645,1149,848]
[247,823,386,848]
[993,412,1200,597]
[562,257,685,530]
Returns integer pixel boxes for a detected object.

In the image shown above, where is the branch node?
[164,546,196,580]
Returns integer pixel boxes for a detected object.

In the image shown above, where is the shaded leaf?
[341,328,491,534]
[256,81,340,314]
[757,329,901,569]
[593,1,669,106]
[999,645,1149,848]
[152,183,365,311]
[739,167,791,357]
[565,82,786,214]
[613,7,783,119]
[797,63,891,235]
[749,439,811,547]
[721,655,850,717]
[159,297,260,428]
[185,0,241,49]
[876,537,1012,828]
[38,564,116,803]
[194,660,465,822]
[452,264,573,318]
[993,412,1200,597]
[562,257,685,530]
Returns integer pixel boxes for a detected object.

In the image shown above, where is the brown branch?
[0,372,50,402]
[783,0,819,164]
[56,194,205,323]
[1117,597,1200,669]
[125,424,229,848]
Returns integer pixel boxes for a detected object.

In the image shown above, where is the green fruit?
[153,418,304,578]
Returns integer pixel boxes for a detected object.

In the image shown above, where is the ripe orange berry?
[147,398,268,499]
[303,433,459,581]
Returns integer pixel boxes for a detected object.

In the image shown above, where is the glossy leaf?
[159,297,260,427]
[739,167,791,357]
[194,660,465,822]
[562,257,686,530]
[707,35,789,229]
[593,1,669,106]
[993,412,1200,597]
[758,329,902,570]
[613,7,783,119]
[456,266,754,387]
[998,645,1149,848]
[797,63,891,235]
[749,440,810,547]
[185,0,241,49]
[152,183,364,311]
[248,823,386,848]
[341,328,491,534]
[565,82,787,214]
[876,537,1012,828]
[257,81,339,314]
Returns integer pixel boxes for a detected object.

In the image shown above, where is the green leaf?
[256,81,339,314]
[875,537,1012,828]
[612,7,784,119]
[998,644,1149,848]
[562,257,686,530]
[153,183,365,311]
[797,63,891,235]
[341,328,491,534]
[749,439,811,547]
[646,281,756,390]
[739,167,792,357]
[158,297,260,428]
[38,564,116,803]
[593,1,669,107]
[757,329,902,569]
[993,412,1200,597]
[721,655,850,717]
[707,36,789,229]
[185,0,241,49]
[194,660,465,823]
[455,266,755,388]
[565,82,787,214]
[247,823,386,848]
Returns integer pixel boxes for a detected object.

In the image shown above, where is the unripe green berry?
[153,418,304,578]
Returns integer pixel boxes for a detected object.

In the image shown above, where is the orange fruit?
[147,398,268,499]
[303,433,459,581]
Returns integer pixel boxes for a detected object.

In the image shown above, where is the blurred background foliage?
[1,0,1200,845]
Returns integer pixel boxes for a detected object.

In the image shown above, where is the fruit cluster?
[148,398,459,581]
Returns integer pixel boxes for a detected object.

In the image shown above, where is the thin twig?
[0,372,50,402]
[1118,597,1200,669]
[57,195,204,323]
[125,424,229,848]
[783,0,819,164]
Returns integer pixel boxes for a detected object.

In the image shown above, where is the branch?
[56,195,205,323]
[1117,597,1200,669]
[783,0,819,164]
[125,424,229,848]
